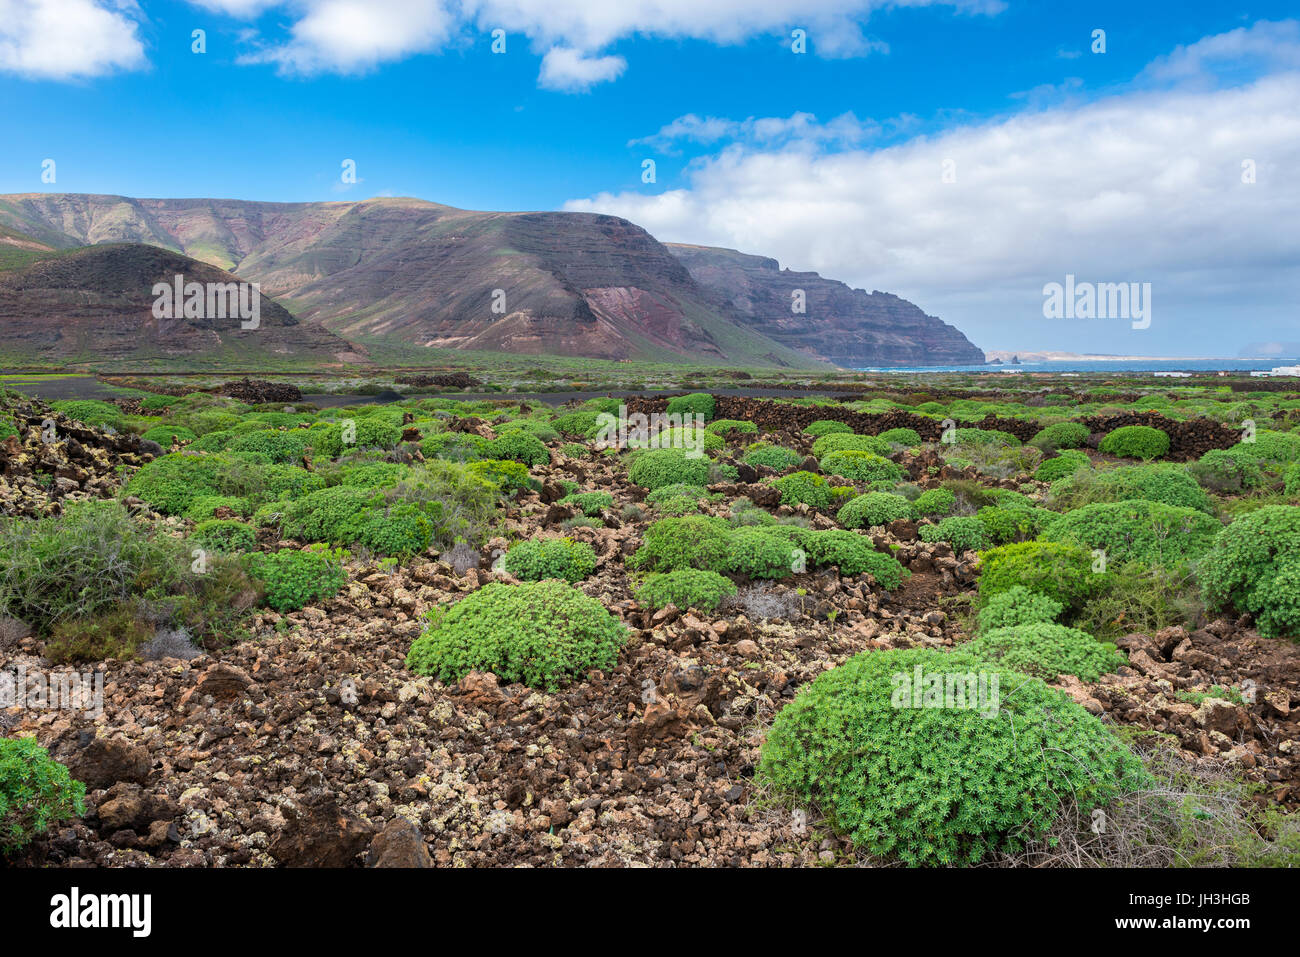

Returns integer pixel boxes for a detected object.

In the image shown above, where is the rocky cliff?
[667,243,984,368]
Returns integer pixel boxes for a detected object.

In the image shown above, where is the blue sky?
[2,0,1298,356]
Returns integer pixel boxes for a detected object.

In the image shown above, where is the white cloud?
[564,26,1300,353]
[186,0,999,85]
[630,110,882,150]
[1142,18,1300,84]
[538,46,625,91]
[0,0,147,79]
[238,0,457,74]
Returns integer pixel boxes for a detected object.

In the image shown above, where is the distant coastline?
[982,350,1297,363]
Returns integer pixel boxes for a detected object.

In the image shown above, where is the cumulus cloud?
[0,0,147,79]
[538,46,625,91]
[565,25,1300,352]
[236,0,457,74]
[186,0,997,84]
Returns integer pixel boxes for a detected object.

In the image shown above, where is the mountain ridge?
[0,193,984,369]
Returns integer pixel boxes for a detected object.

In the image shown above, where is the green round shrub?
[706,419,758,436]
[0,737,86,853]
[664,393,716,420]
[742,443,803,470]
[804,531,907,586]
[819,450,904,484]
[963,623,1127,681]
[1099,425,1170,460]
[244,545,348,612]
[912,487,956,516]
[837,492,914,529]
[502,537,597,583]
[629,516,731,572]
[978,541,1108,612]
[635,568,737,612]
[975,505,1050,545]
[1034,451,1089,483]
[551,410,604,438]
[644,483,710,505]
[1050,463,1210,513]
[628,448,711,490]
[50,400,123,428]
[811,433,891,458]
[1233,431,1300,465]
[139,425,197,446]
[878,428,922,446]
[1030,422,1090,451]
[952,428,1021,448]
[803,419,853,437]
[1190,448,1265,493]
[1198,505,1300,638]
[919,516,991,552]
[773,471,832,508]
[725,526,806,579]
[759,647,1149,864]
[405,580,627,690]
[1042,500,1221,567]
[483,431,550,466]
[976,586,1063,632]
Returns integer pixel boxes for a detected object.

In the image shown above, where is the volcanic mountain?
[0,193,984,369]
[666,244,986,368]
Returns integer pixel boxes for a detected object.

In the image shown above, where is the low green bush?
[975,505,1050,545]
[773,471,832,509]
[819,450,904,484]
[877,427,922,446]
[976,586,1063,631]
[629,516,732,572]
[483,431,550,466]
[50,400,123,428]
[406,580,627,690]
[963,623,1127,682]
[707,419,758,436]
[804,419,853,437]
[742,443,803,471]
[1099,425,1170,460]
[802,531,907,586]
[1050,463,1211,512]
[245,545,349,612]
[759,646,1149,864]
[918,516,991,552]
[502,538,597,582]
[465,459,533,494]
[0,738,85,854]
[1034,451,1090,483]
[1198,505,1300,638]
[912,487,956,516]
[811,433,891,458]
[628,448,711,490]
[1189,448,1266,493]
[635,568,737,611]
[978,540,1109,612]
[725,526,806,579]
[1030,422,1090,451]
[664,393,716,420]
[837,492,914,529]
[1042,500,1221,567]
[139,425,197,446]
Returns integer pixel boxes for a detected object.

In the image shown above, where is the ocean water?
[854,359,1297,374]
